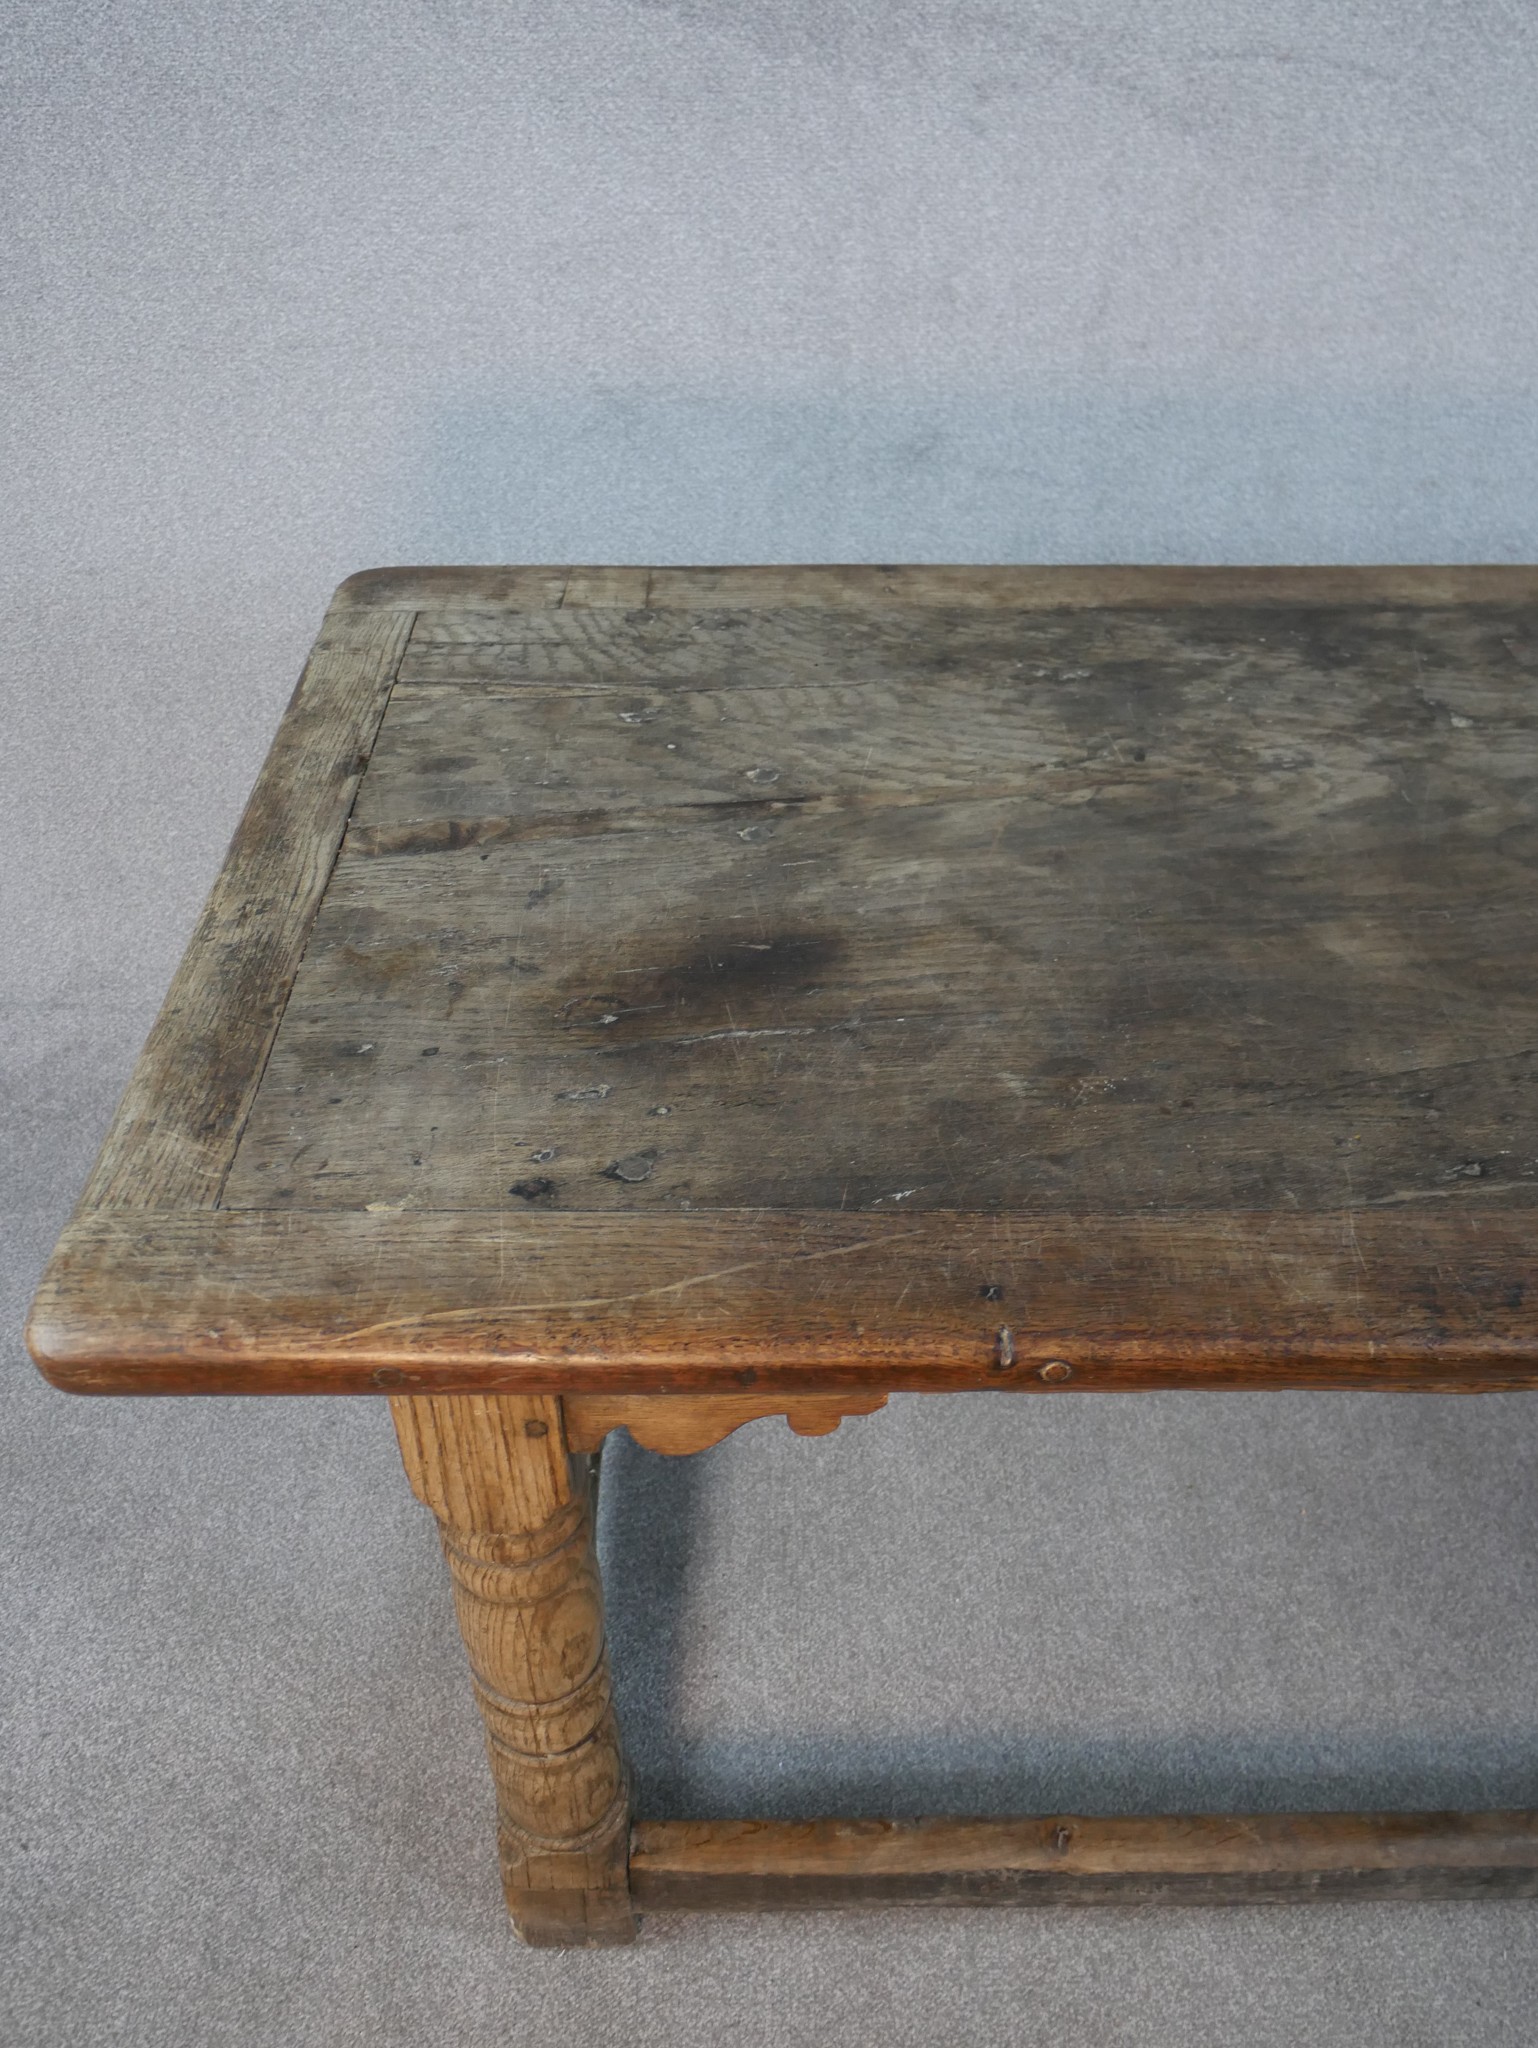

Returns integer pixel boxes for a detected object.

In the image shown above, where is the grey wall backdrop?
[5,5,1538,2044]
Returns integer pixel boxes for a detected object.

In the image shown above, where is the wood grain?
[390,1387,571,1530]
[222,602,1538,1220]
[628,1813,1538,1911]
[358,602,1538,817]
[78,605,413,1210]
[394,596,1538,687]
[29,1207,1538,1395]
[390,1393,635,1945]
[330,564,1538,613]
[562,1392,889,1455]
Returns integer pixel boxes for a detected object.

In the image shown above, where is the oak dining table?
[28,564,1538,1944]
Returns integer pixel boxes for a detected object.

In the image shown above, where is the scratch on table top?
[329,1230,923,1346]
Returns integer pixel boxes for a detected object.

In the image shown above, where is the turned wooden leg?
[389,1392,635,1946]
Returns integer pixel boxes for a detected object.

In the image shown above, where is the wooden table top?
[29,567,1538,1397]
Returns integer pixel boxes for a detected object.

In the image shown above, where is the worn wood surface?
[390,1393,635,1945]
[30,1207,1537,1395]
[628,1813,1538,1911]
[78,607,413,1210]
[562,1392,889,1456]
[27,567,1538,1395]
[391,595,1538,690]
[223,600,1538,1219]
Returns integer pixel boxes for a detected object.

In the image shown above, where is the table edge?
[330,564,1538,612]
[28,1207,1538,1397]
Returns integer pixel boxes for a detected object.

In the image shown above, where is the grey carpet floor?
[5,4,1538,2042]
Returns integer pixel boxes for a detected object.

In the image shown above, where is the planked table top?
[28,567,1538,1397]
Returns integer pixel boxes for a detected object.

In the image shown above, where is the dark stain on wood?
[553,932,845,1041]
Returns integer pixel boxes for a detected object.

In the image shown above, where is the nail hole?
[602,1151,657,1183]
